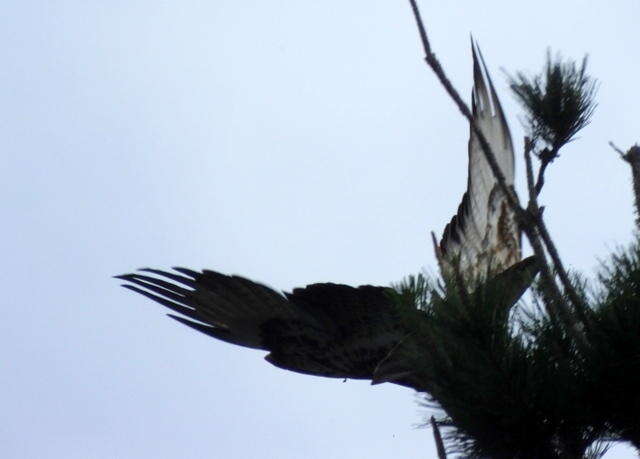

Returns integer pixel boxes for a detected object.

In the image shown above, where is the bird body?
[117,45,535,391]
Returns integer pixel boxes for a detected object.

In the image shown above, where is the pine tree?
[403,2,640,457]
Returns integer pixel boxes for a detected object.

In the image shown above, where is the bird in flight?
[116,44,536,392]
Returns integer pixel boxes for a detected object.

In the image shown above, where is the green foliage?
[508,51,598,153]
[391,241,640,457]
[586,239,640,450]
[392,272,436,312]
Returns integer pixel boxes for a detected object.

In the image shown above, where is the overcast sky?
[3,1,639,458]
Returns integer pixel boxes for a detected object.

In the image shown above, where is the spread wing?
[116,268,419,388]
[438,43,520,279]
[116,257,538,391]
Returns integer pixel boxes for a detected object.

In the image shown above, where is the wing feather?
[439,42,520,278]
[118,258,537,390]
[118,268,416,384]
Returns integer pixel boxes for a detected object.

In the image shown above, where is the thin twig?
[430,416,447,459]
[525,139,589,331]
[534,162,548,195]
[533,148,555,196]
[611,142,640,229]
[524,137,536,197]
[524,147,587,319]
[535,215,588,317]
[524,148,585,314]
[520,135,584,317]
[407,0,519,212]
[524,139,558,308]
[608,141,625,157]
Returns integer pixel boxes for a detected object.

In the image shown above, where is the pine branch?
[508,51,598,153]
[590,238,640,449]
[508,52,597,198]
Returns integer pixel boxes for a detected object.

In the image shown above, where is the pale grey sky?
[3,1,639,458]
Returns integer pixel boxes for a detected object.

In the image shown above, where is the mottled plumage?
[438,45,520,280]
[117,269,417,387]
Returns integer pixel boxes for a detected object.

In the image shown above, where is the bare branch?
[609,141,625,158]
[431,416,448,459]
[535,214,589,319]
[526,146,587,318]
[524,137,536,198]
[407,0,519,212]
[611,142,640,229]
[525,141,589,329]
[534,148,555,196]
[524,140,564,316]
